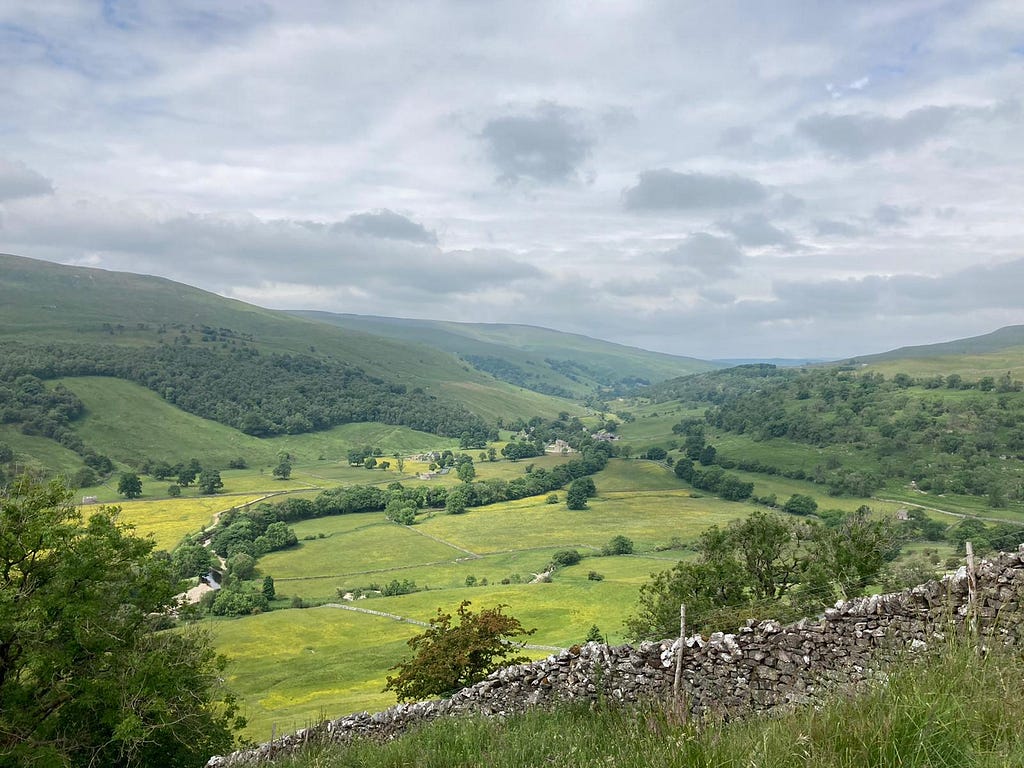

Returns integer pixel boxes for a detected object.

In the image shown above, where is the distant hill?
[0,253,573,423]
[290,311,718,399]
[0,253,589,476]
[844,325,1024,380]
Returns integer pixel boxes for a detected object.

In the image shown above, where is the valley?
[3,255,1024,756]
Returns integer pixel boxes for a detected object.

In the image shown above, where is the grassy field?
[206,459,799,737]
[106,493,271,550]
[57,376,464,468]
[0,424,85,476]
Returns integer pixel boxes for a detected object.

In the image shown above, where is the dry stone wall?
[208,546,1024,766]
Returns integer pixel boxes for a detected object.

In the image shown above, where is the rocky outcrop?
[208,546,1024,766]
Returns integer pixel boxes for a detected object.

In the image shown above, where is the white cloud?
[0,1,1022,359]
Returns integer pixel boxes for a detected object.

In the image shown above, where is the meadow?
[203,457,909,739]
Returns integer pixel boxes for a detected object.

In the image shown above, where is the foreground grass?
[275,643,1024,768]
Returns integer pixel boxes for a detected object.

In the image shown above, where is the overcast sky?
[1,1,1023,359]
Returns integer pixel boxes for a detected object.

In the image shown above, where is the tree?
[117,471,143,499]
[783,493,818,516]
[198,468,223,495]
[384,601,535,701]
[566,476,596,510]
[272,458,292,480]
[177,465,198,487]
[393,453,406,473]
[566,481,589,510]
[0,475,243,765]
[166,484,181,497]
[262,575,276,600]
[602,535,634,555]
[457,461,476,483]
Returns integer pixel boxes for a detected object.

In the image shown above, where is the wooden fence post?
[673,603,687,722]
[965,540,978,643]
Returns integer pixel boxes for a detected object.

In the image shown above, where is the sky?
[1,1,1022,360]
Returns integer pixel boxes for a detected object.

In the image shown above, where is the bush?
[551,549,582,567]
[384,601,535,701]
[587,571,604,581]
[601,535,634,556]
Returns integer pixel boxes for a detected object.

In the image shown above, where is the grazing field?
[58,376,463,469]
[206,459,801,737]
[0,424,85,476]
[108,493,271,550]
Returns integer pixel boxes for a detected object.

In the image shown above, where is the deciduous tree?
[384,601,534,701]
[0,475,243,766]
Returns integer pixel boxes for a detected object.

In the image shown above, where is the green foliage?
[117,471,143,498]
[601,535,634,556]
[171,542,216,580]
[783,493,818,516]
[585,624,604,643]
[384,601,535,702]
[209,585,269,616]
[565,476,596,510]
[198,467,224,494]
[0,474,243,765]
[273,458,293,480]
[166,483,181,497]
[228,552,257,580]
[550,549,582,567]
[0,340,494,441]
[262,575,276,600]
[627,509,899,640]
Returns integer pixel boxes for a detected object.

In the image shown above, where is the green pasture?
[259,518,465,579]
[614,404,704,444]
[106,493,270,550]
[53,376,473,469]
[864,348,1024,380]
[0,424,85,476]
[875,485,1024,525]
[595,459,686,492]
[709,433,877,475]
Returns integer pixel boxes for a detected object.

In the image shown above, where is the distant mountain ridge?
[290,311,717,399]
[850,325,1024,361]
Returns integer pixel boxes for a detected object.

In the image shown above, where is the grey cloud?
[718,213,799,248]
[600,277,674,298]
[2,203,539,299]
[769,193,805,219]
[813,219,864,237]
[480,103,591,184]
[0,159,54,201]
[873,203,922,227]
[623,170,767,211]
[770,258,1024,320]
[798,106,957,159]
[334,209,437,244]
[662,233,744,279]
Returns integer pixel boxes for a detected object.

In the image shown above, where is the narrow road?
[873,497,1024,527]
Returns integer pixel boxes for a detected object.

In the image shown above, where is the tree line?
[0,340,494,441]
[655,365,1024,504]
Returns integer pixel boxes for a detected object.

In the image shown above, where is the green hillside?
[847,325,1024,379]
[0,253,574,422]
[291,311,717,398]
[0,254,595,475]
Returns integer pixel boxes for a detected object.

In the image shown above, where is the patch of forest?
[645,364,1024,503]
[0,340,494,442]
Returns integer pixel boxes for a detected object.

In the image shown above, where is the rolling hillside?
[846,324,1024,379]
[0,253,590,476]
[291,311,718,398]
[0,253,573,422]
